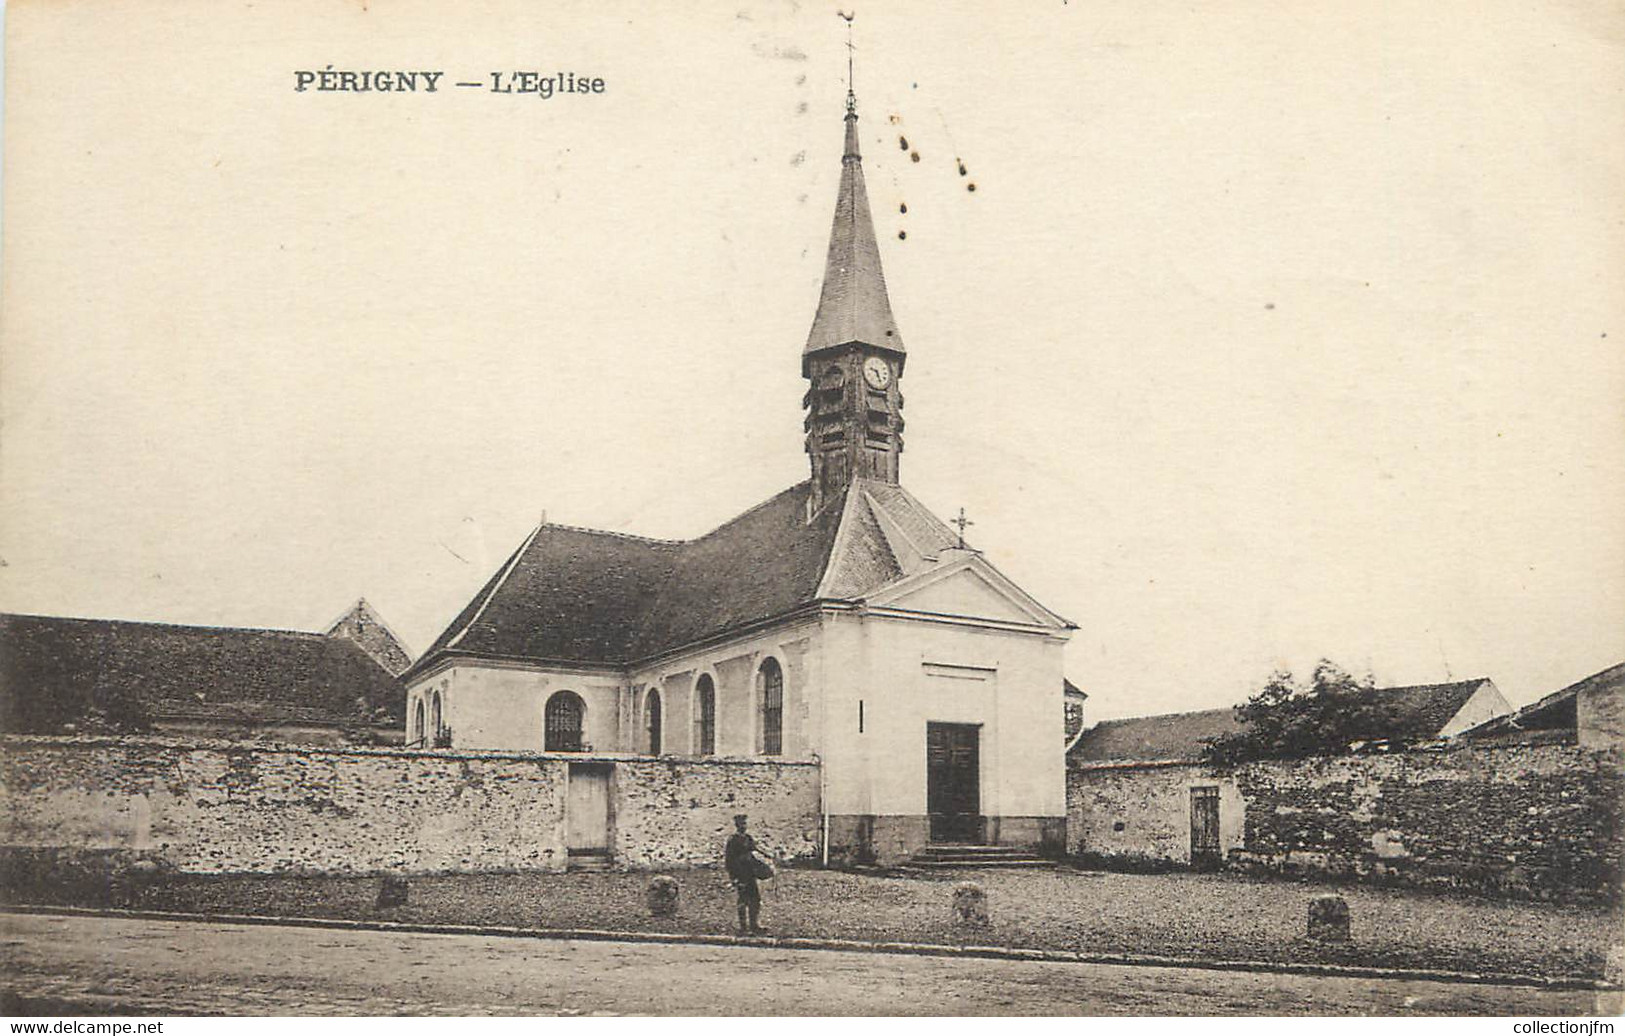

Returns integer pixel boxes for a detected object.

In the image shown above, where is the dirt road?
[0,912,1615,1016]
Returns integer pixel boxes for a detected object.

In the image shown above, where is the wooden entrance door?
[927,723,982,843]
[1190,785,1220,869]
[566,763,611,859]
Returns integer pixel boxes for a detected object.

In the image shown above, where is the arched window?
[411,699,426,746]
[429,691,443,745]
[694,674,716,756]
[758,658,784,756]
[645,689,663,755]
[544,690,586,752]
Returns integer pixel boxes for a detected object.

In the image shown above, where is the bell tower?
[803,89,906,516]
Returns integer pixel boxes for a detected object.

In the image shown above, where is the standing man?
[724,813,767,934]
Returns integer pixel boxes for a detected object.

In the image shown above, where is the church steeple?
[803,92,905,376]
[803,87,907,515]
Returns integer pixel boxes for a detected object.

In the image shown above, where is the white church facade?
[404,89,1075,866]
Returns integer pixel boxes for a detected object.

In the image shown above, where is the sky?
[2,0,1622,721]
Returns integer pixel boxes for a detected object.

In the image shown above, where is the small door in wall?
[566,762,612,864]
[1189,785,1221,870]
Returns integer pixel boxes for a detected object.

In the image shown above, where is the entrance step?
[908,844,1051,869]
[567,849,612,872]
[907,860,1054,870]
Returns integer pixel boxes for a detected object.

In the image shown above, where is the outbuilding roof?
[1070,678,1500,764]
[0,612,405,734]
[1068,706,1245,764]
[1462,662,1624,744]
[1353,678,1493,741]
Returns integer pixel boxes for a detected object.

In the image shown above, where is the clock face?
[863,356,891,390]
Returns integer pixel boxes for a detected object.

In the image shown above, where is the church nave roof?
[408,478,991,676]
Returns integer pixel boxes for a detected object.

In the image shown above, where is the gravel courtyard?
[11,865,1618,980]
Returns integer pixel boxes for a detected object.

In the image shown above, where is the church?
[403,88,1075,866]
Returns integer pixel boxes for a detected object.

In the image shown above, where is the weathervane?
[951,507,974,549]
[839,10,856,112]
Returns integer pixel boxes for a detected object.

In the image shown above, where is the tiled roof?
[417,481,840,671]
[1462,662,1624,742]
[1069,679,1497,764]
[628,483,849,657]
[0,613,405,734]
[1069,707,1244,764]
[420,521,683,667]
[803,106,904,373]
[819,482,962,597]
[1354,679,1490,741]
[411,478,1057,676]
[325,597,413,675]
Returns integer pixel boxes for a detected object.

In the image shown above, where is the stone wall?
[1065,762,1245,866]
[1068,743,1624,900]
[1580,680,1625,752]
[0,735,820,877]
[611,756,822,868]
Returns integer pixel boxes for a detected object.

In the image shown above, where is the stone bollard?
[128,858,161,879]
[111,858,162,907]
[376,874,410,909]
[646,874,680,918]
[952,881,989,927]
[1306,894,1350,942]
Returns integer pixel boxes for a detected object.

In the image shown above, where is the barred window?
[759,658,783,756]
[544,690,585,752]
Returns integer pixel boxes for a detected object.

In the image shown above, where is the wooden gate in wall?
[566,762,612,869]
[1189,785,1221,869]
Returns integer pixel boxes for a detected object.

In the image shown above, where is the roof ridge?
[862,487,929,573]
[1093,705,1240,726]
[539,521,683,546]
[535,483,813,549]
[882,483,969,546]
[686,481,812,544]
[0,612,330,640]
[1373,678,1487,692]
[811,483,864,599]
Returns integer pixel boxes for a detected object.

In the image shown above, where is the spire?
[802,88,905,377]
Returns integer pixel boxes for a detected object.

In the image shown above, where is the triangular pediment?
[886,566,1037,624]
[866,554,1072,629]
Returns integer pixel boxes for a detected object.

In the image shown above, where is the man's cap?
[733,813,748,822]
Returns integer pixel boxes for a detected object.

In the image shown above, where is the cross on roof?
[951,507,974,549]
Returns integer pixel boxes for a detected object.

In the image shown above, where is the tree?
[1202,659,1381,764]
